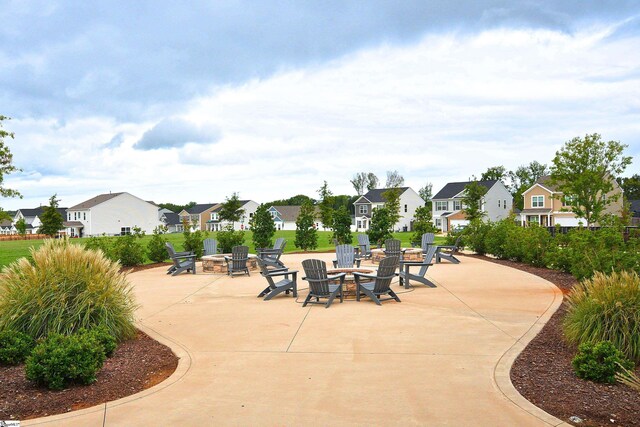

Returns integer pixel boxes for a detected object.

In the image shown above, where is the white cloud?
[3,25,639,210]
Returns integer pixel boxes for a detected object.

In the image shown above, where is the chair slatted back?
[421,233,434,250]
[374,256,399,294]
[302,259,332,297]
[357,234,371,255]
[256,257,275,288]
[384,238,402,258]
[334,244,356,268]
[423,244,438,264]
[231,245,249,270]
[203,238,218,256]
[165,242,181,267]
[274,238,286,251]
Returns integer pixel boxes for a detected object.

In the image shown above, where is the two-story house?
[178,204,220,231]
[159,209,182,233]
[431,180,513,232]
[267,205,323,231]
[520,176,624,226]
[65,192,160,237]
[207,200,259,231]
[353,187,425,232]
[13,206,68,235]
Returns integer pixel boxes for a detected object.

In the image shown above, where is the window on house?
[435,219,442,227]
[83,212,86,220]
[504,200,507,209]
[498,200,501,208]
[74,212,77,220]
[453,200,461,210]
[404,204,408,213]
[528,215,540,224]
[67,213,71,220]
[435,201,448,211]
[120,227,131,235]
[531,196,544,207]
[357,220,362,228]
[249,213,253,218]
[359,205,368,214]
[562,195,574,207]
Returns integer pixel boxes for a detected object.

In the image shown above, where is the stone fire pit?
[326,268,375,299]
[201,254,259,273]
[371,248,423,263]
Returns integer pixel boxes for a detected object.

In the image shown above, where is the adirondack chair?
[332,244,361,268]
[421,233,435,251]
[383,238,403,260]
[224,245,250,277]
[353,256,401,305]
[301,259,346,308]
[357,234,372,259]
[435,235,463,264]
[256,257,298,300]
[203,238,218,256]
[399,245,438,289]
[256,238,286,268]
[165,242,196,276]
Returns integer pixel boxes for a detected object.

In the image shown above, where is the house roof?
[162,212,182,225]
[185,203,218,214]
[0,219,12,227]
[17,207,67,218]
[361,187,409,203]
[69,193,124,210]
[630,200,640,217]
[270,205,303,222]
[63,221,84,227]
[211,200,252,213]
[432,180,498,200]
[534,176,559,192]
[520,208,553,214]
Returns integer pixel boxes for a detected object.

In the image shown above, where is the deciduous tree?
[367,207,393,247]
[385,170,404,188]
[219,192,245,227]
[618,174,640,200]
[295,200,318,250]
[480,166,507,182]
[508,161,550,210]
[0,115,22,201]
[351,172,380,195]
[550,133,632,226]
[15,217,27,237]
[331,206,352,245]
[382,188,402,230]
[462,181,488,222]
[317,181,334,231]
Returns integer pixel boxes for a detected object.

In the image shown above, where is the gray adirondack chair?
[256,257,298,300]
[357,234,372,259]
[332,244,361,268]
[203,238,218,256]
[301,259,346,308]
[383,238,403,260]
[421,233,435,251]
[435,235,462,264]
[399,245,438,289]
[165,242,196,276]
[353,256,401,305]
[256,238,286,268]
[224,245,250,277]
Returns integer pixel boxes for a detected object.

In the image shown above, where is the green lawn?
[0,231,445,269]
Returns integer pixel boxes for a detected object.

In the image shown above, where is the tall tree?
[618,174,640,200]
[367,207,393,246]
[550,133,632,226]
[331,205,353,245]
[0,115,22,200]
[159,201,196,213]
[418,183,432,203]
[219,192,245,227]
[508,161,550,210]
[480,166,507,182]
[250,204,276,249]
[462,181,488,222]
[295,199,318,250]
[351,172,379,195]
[317,181,334,231]
[366,172,379,190]
[39,194,64,237]
[411,206,437,245]
[385,170,404,188]
[382,188,402,230]
[264,194,315,207]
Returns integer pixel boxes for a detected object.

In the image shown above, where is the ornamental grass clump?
[563,270,640,363]
[0,239,138,341]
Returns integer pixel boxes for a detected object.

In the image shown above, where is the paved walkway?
[26,254,567,426]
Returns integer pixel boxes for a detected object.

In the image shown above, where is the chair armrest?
[268,266,289,273]
[257,248,281,255]
[269,269,298,277]
[326,272,347,280]
[352,271,378,280]
[173,254,196,260]
[435,245,456,251]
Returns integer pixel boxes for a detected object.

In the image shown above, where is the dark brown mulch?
[465,254,640,427]
[120,262,172,274]
[0,330,178,421]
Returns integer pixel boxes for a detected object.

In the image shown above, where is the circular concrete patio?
[25,253,567,426]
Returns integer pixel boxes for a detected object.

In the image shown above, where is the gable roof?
[270,205,302,222]
[17,207,68,218]
[432,180,497,200]
[162,212,182,226]
[185,203,218,214]
[534,175,559,192]
[69,193,124,210]
[361,187,409,203]
[211,200,252,213]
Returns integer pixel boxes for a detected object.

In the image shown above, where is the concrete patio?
[26,253,568,426]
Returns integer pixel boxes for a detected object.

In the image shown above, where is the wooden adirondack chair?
[353,256,401,305]
[224,245,250,277]
[357,234,372,259]
[301,259,346,308]
[165,242,196,276]
[256,257,298,300]
[203,238,218,256]
[256,238,286,268]
[332,244,361,268]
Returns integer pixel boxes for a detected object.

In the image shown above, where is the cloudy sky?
[1,1,639,210]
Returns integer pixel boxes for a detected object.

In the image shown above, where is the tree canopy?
[295,199,318,250]
[550,133,632,226]
[462,181,488,222]
[39,194,64,237]
[480,166,507,182]
[218,192,245,225]
[508,161,550,210]
[350,172,379,195]
[331,205,352,245]
[250,203,276,249]
[0,115,22,201]
[158,201,196,213]
[385,170,404,188]
[317,181,334,231]
[618,174,640,200]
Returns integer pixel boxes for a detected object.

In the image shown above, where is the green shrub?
[111,228,145,266]
[572,341,634,383]
[410,206,438,246]
[0,330,35,365]
[564,270,640,363]
[462,219,491,255]
[518,225,553,267]
[147,226,169,263]
[0,239,138,340]
[79,326,118,357]
[216,227,245,253]
[84,235,114,259]
[484,218,517,259]
[183,227,206,258]
[25,332,107,390]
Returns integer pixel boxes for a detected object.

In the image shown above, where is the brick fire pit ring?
[326,268,375,299]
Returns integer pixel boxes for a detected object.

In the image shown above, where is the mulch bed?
[0,330,178,421]
[466,254,640,427]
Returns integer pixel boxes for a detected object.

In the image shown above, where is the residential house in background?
[65,192,161,237]
[159,209,182,233]
[13,206,68,235]
[352,187,424,232]
[629,200,640,226]
[268,206,323,231]
[0,219,15,235]
[431,180,513,232]
[520,176,624,227]
[208,200,259,231]
[178,204,219,231]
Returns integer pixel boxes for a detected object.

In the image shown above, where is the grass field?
[0,231,446,269]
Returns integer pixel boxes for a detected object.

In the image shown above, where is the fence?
[0,234,49,242]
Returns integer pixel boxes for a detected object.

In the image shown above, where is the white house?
[352,187,425,232]
[267,206,323,231]
[65,192,161,237]
[431,180,513,232]
[13,206,68,235]
[208,200,259,231]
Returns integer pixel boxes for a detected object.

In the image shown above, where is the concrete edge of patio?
[24,321,194,426]
[492,269,567,427]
